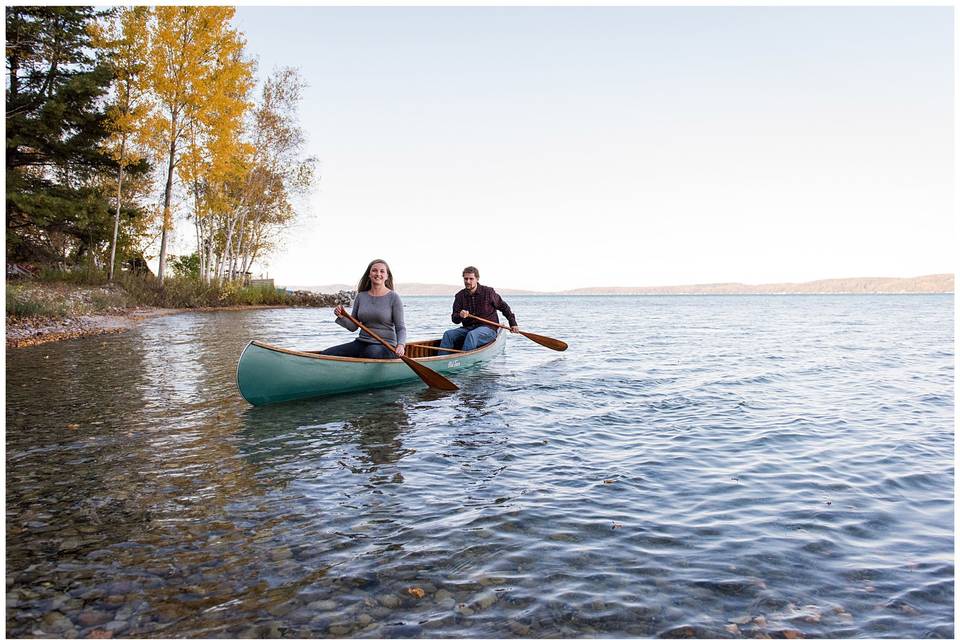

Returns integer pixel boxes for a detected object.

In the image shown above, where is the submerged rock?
[309,599,338,612]
[474,592,498,610]
[77,609,113,627]
[42,610,75,633]
[508,620,531,636]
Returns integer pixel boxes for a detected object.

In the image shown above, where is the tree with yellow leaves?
[188,66,315,284]
[144,6,252,283]
[177,42,254,283]
[226,67,316,282]
[91,6,152,280]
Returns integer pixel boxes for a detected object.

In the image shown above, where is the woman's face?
[369,262,389,285]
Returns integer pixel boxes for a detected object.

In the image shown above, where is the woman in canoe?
[321,258,407,359]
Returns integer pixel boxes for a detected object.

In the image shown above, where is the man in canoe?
[438,266,520,352]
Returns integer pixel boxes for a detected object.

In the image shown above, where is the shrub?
[114,273,291,308]
[229,284,289,306]
[171,253,201,280]
[6,285,69,318]
[7,272,306,319]
[87,288,133,312]
[38,265,109,285]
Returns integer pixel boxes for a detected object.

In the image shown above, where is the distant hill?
[284,274,953,295]
[286,282,539,295]
[559,274,954,295]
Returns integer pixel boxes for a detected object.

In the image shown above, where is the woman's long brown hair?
[356,258,395,292]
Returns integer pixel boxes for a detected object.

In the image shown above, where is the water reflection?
[238,389,415,483]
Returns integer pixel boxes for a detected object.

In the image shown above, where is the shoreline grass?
[7,269,344,320]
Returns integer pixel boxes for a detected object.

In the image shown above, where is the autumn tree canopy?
[5,6,316,282]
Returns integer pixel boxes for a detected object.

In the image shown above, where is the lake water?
[5,295,954,638]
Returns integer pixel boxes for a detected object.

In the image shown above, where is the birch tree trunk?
[204,226,214,283]
[108,137,126,281]
[192,179,204,280]
[233,214,247,280]
[157,129,177,283]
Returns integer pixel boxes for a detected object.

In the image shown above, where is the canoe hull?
[236,331,506,405]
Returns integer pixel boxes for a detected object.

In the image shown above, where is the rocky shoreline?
[5,289,353,349]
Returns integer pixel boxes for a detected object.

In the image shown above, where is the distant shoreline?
[289,273,953,296]
[401,291,955,297]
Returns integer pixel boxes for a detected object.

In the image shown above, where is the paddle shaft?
[340,310,459,390]
[464,313,514,333]
[465,313,569,352]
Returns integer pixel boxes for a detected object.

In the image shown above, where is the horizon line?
[279,272,954,293]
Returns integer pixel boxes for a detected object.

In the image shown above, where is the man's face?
[463,272,478,292]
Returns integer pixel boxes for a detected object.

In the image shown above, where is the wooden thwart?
[415,344,465,353]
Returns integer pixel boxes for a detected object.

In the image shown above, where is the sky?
[217,6,955,291]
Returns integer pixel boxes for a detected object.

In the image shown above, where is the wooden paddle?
[340,310,459,391]
[465,313,568,351]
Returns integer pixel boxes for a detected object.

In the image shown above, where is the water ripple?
[6,295,954,638]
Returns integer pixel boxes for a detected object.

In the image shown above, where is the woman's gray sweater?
[335,290,407,346]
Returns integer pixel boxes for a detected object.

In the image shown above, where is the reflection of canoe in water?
[236,331,506,405]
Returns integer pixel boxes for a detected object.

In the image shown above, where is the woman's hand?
[334,304,345,318]
[395,344,405,357]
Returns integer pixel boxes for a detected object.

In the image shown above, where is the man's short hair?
[462,266,479,279]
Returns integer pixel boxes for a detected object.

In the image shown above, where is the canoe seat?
[406,339,443,359]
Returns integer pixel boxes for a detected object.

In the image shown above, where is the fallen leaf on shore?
[407,587,425,598]
[66,423,79,430]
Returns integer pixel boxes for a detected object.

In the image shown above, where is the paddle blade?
[521,331,568,351]
[402,355,459,391]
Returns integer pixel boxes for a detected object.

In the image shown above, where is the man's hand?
[396,344,405,357]
[459,310,470,319]
[510,325,520,334]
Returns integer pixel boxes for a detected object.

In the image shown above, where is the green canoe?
[236,330,507,405]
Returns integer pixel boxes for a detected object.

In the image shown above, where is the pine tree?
[5,6,118,263]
